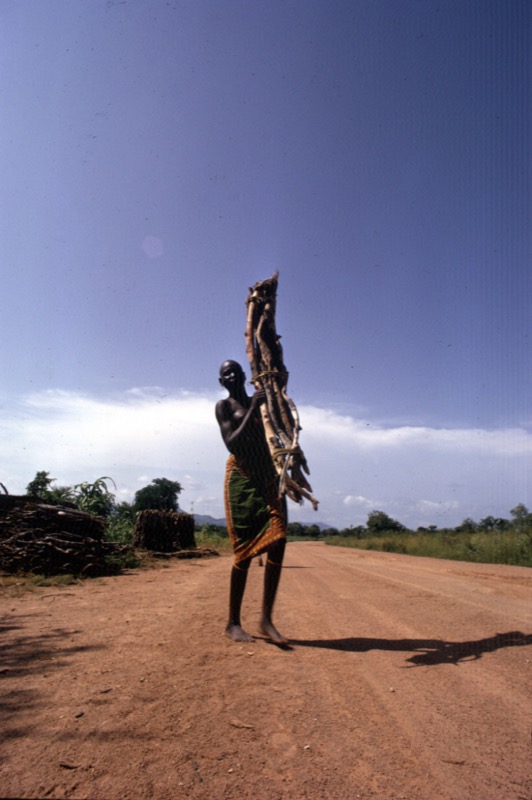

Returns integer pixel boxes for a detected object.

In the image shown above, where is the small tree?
[321,527,339,537]
[366,510,405,534]
[26,471,56,501]
[25,471,75,505]
[510,504,531,533]
[477,516,509,532]
[287,522,305,538]
[339,525,365,538]
[134,478,182,513]
[456,517,478,534]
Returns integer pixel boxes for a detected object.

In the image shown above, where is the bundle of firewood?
[245,272,318,509]
[133,509,196,552]
[0,496,128,575]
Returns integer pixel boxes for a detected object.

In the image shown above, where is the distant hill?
[193,514,227,528]
[193,513,334,531]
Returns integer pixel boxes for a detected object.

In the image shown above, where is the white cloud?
[343,495,374,509]
[295,405,532,528]
[0,387,225,517]
[1,389,530,529]
[300,406,532,457]
[416,499,460,514]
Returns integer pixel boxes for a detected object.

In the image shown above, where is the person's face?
[219,361,245,391]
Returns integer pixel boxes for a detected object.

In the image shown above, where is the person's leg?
[260,538,288,644]
[226,558,254,641]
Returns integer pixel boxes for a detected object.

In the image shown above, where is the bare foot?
[225,623,255,643]
[260,619,289,645]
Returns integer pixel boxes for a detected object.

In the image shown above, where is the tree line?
[199,505,532,542]
[22,471,182,519]
[15,471,532,542]
[286,505,532,539]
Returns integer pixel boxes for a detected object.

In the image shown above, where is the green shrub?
[105,516,135,544]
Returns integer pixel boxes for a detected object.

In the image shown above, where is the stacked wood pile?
[133,510,196,552]
[245,272,318,510]
[0,495,129,576]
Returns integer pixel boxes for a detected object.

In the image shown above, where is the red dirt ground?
[1,542,531,800]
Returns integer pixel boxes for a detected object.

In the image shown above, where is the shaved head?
[219,360,244,379]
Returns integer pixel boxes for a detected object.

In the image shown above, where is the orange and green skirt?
[224,453,287,564]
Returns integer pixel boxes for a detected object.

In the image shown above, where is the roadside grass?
[195,528,232,553]
[324,528,532,567]
[0,572,83,596]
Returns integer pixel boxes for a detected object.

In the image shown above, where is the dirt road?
[1,542,531,800]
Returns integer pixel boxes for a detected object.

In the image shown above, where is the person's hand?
[250,388,266,409]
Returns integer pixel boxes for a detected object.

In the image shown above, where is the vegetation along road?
[1,542,530,800]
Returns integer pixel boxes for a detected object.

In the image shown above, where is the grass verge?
[324,529,532,566]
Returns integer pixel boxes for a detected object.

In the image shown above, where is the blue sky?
[1,0,530,529]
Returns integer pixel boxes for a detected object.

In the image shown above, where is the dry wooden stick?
[245,272,318,510]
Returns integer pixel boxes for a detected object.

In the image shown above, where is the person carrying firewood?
[215,359,288,645]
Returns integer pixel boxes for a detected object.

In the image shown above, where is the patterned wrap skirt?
[224,453,287,564]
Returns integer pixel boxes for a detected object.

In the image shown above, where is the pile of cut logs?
[0,495,129,576]
[133,509,196,552]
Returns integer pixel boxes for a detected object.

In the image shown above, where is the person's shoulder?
[215,397,231,419]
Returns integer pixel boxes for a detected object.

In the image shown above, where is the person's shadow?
[286,631,531,665]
